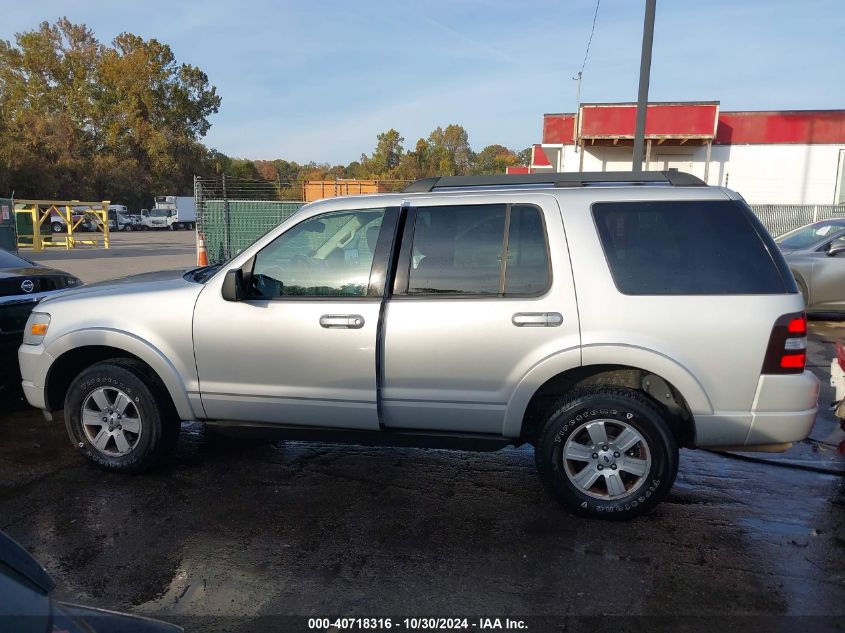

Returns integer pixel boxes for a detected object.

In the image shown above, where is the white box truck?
[141,196,196,230]
[107,205,139,231]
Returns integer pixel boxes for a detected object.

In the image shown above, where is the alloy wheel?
[81,387,142,456]
[562,419,652,500]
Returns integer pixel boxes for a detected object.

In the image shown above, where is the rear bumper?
[745,371,819,445]
[694,371,819,448]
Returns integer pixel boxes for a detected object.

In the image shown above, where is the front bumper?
[18,343,52,411]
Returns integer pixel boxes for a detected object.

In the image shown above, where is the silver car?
[776,218,845,312]
[18,172,819,520]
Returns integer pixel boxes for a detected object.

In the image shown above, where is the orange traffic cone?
[197,232,209,266]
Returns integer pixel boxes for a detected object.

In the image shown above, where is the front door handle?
[512,312,563,327]
[319,314,365,329]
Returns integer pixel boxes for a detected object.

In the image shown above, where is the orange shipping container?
[303,180,390,202]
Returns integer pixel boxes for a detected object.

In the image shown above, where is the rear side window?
[593,200,789,295]
[504,205,550,294]
[405,204,550,296]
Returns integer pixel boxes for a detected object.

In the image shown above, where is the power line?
[576,0,602,79]
[572,0,602,113]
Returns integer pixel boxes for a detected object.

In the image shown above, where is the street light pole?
[632,0,656,173]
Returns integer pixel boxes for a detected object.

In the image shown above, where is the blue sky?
[3,0,844,164]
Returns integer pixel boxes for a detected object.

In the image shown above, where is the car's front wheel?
[64,359,180,473]
[535,386,678,520]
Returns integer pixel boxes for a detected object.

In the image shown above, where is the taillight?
[761,312,807,374]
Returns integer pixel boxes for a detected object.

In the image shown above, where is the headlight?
[66,277,82,287]
[23,313,51,345]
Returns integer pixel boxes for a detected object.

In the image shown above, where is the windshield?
[150,208,171,217]
[776,221,845,249]
[0,249,36,268]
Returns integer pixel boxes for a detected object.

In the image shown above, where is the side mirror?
[827,243,845,257]
[221,269,244,301]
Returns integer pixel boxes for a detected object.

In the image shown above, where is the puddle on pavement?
[740,517,814,540]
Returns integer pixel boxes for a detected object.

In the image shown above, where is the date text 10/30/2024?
[308,618,528,630]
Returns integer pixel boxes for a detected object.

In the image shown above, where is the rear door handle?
[512,312,563,327]
[319,314,365,329]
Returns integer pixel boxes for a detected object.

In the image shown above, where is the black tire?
[64,359,180,474]
[535,386,678,520]
[169,223,176,231]
[51,222,64,233]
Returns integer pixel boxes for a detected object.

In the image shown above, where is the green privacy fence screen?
[201,199,304,263]
[195,176,305,264]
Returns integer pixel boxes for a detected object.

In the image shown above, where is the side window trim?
[393,201,552,299]
[498,205,512,294]
[365,207,400,297]
[392,206,418,296]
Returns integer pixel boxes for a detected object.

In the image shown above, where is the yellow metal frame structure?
[15,200,110,251]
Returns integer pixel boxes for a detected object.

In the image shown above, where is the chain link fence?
[749,204,845,238]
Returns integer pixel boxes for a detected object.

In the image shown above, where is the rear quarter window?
[592,200,792,295]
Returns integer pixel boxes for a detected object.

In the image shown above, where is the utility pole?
[632,0,656,173]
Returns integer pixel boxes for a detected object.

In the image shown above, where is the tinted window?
[408,205,506,295]
[504,205,550,294]
[249,209,385,298]
[405,204,550,296]
[593,201,788,295]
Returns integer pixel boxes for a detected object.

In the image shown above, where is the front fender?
[45,328,198,420]
[502,344,713,438]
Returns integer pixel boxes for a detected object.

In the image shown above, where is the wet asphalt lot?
[1,234,844,632]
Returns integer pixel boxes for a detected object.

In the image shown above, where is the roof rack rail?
[402,171,706,193]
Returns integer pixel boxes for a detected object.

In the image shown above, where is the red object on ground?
[836,341,845,374]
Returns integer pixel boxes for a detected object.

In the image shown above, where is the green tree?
[427,124,473,176]
[472,144,520,175]
[372,129,404,173]
[0,18,220,207]
[517,147,532,166]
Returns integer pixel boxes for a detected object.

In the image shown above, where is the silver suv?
[18,172,819,519]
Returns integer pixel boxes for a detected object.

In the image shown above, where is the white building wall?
[705,144,844,205]
[538,142,845,205]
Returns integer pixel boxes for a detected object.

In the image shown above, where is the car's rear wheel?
[65,359,180,473]
[51,222,63,233]
[535,386,678,520]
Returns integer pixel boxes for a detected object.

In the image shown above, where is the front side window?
[249,208,385,298]
[406,203,550,296]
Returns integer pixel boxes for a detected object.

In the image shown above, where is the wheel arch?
[789,267,810,306]
[505,348,712,448]
[44,330,195,420]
